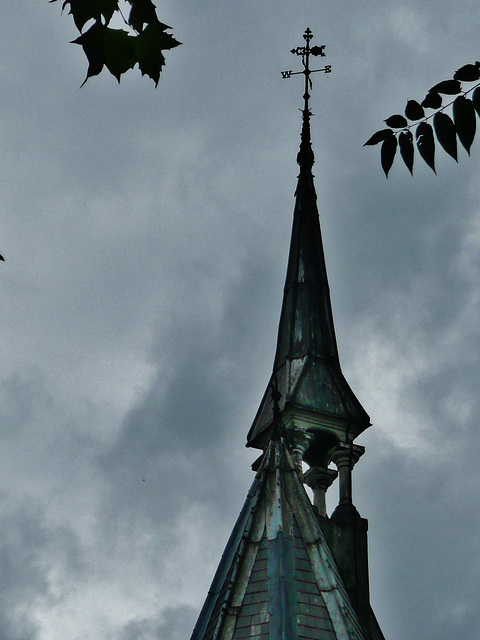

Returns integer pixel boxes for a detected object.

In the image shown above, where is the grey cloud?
[0,496,83,640]
[97,253,279,524]
[118,605,197,640]
[1,1,480,639]
[358,448,480,640]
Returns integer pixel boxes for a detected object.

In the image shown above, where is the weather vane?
[281,28,331,116]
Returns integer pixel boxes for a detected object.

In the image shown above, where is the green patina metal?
[189,477,261,640]
[247,115,370,451]
[267,533,298,640]
[190,29,386,640]
[189,432,366,640]
[247,30,370,455]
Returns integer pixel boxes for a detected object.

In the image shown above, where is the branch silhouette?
[365,63,480,177]
[50,0,180,86]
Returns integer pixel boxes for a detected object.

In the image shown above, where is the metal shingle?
[190,437,368,640]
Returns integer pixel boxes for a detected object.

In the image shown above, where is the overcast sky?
[1,2,480,639]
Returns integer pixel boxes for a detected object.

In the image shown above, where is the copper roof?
[190,435,366,640]
[247,116,370,451]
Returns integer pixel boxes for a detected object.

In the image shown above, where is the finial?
[281,28,331,172]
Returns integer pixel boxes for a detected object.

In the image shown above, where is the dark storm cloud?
[1,1,480,639]
[97,252,281,525]
[359,448,480,640]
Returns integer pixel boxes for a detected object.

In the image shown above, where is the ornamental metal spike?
[281,28,331,113]
[281,28,331,171]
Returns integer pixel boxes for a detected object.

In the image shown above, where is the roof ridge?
[190,435,365,640]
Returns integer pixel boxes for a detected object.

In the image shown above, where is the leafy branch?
[365,63,480,177]
[50,0,181,86]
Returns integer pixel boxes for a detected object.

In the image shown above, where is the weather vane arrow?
[282,29,331,172]
[281,28,331,115]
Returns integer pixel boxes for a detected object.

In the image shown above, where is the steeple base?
[318,505,385,640]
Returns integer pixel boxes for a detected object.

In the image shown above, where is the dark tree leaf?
[73,21,136,84]
[364,129,394,146]
[381,135,397,177]
[399,130,414,174]
[415,122,436,173]
[433,112,458,161]
[128,0,164,32]
[453,64,480,82]
[453,95,476,154]
[53,0,118,31]
[421,92,442,109]
[405,100,424,121]
[72,21,106,84]
[472,87,480,118]
[103,28,136,81]
[134,22,181,86]
[430,79,462,95]
[52,0,180,86]
[385,114,408,128]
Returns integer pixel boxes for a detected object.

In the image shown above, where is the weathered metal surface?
[247,105,370,455]
[267,533,298,640]
[189,435,367,640]
[232,537,269,640]
[190,477,261,640]
[191,30,386,640]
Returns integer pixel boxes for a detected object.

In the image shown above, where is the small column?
[290,429,313,479]
[303,466,338,516]
[330,443,365,506]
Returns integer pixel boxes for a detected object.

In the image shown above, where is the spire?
[190,433,368,640]
[189,31,387,640]
[247,29,369,466]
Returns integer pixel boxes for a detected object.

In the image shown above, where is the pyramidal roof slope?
[247,114,370,452]
[190,434,366,640]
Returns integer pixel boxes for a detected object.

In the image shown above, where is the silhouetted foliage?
[50,0,180,86]
[366,62,480,176]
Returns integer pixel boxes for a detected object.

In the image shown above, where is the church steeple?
[247,30,370,472]
[189,30,386,640]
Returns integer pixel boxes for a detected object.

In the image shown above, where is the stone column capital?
[330,443,365,469]
[303,466,338,491]
[288,429,314,477]
[330,443,365,508]
[303,466,338,517]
